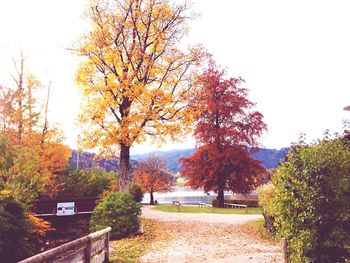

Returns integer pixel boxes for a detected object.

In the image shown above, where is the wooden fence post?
[105,231,110,262]
[282,237,288,263]
[84,239,92,263]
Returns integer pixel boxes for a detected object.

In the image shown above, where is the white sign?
[56,202,75,216]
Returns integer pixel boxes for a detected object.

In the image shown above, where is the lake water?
[141,188,232,205]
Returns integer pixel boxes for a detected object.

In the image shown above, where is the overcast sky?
[0,0,349,154]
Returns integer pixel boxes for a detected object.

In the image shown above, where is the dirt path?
[140,206,282,263]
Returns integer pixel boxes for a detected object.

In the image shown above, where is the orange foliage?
[134,155,173,204]
[0,52,71,198]
[27,213,54,237]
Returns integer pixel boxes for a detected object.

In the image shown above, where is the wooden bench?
[198,202,213,208]
[224,202,247,210]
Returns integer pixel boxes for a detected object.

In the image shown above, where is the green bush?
[129,183,144,203]
[271,136,350,262]
[90,192,141,239]
[257,182,276,234]
[0,196,34,262]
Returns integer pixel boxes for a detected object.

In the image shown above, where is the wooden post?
[282,237,288,263]
[84,239,92,263]
[105,231,110,262]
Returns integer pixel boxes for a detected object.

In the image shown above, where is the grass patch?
[153,205,262,214]
[244,218,277,242]
[110,218,170,263]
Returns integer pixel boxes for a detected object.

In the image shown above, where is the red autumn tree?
[180,62,267,207]
[134,155,173,205]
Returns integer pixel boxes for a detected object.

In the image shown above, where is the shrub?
[129,183,144,203]
[0,196,34,262]
[212,198,220,207]
[90,192,141,239]
[272,137,350,262]
[257,182,276,234]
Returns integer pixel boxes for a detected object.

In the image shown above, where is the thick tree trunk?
[217,190,225,208]
[119,143,131,192]
[150,191,154,205]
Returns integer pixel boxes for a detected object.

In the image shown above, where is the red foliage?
[181,62,267,206]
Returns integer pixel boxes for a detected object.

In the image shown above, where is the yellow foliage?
[0,53,72,198]
[75,0,207,156]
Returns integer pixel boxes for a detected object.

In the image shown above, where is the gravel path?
[141,206,263,224]
[140,206,283,263]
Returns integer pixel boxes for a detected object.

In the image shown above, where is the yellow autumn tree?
[75,0,206,191]
[0,52,71,197]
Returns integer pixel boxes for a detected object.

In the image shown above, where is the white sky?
[0,0,349,154]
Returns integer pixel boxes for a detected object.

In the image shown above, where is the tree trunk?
[150,191,154,205]
[119,143,130,192]
[217,190,225,207]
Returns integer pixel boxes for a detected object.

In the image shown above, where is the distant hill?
[68,147,289,173]
[132,149,196,172]
[250,148,289,169]
[132,147,289,173]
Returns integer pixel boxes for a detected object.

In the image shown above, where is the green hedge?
[270,137,350,262]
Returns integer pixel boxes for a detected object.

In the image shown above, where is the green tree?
[271,136,350,262]
[0,136,44,205]
[57,168,116,197]
[0,196,35,263]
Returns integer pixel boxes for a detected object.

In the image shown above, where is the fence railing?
[19,227,111,263]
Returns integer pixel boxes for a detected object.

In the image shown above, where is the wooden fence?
[19,227,111,263]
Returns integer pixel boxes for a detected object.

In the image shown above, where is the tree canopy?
[181,62,266,207]
[75,0,205,191]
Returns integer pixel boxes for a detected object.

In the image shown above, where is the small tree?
[134,155,173,205]
[180,62,266,207]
